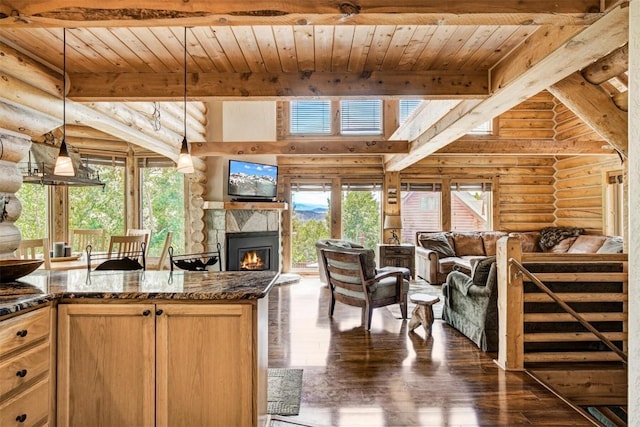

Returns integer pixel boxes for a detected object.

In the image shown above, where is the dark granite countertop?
[0,269,279,318]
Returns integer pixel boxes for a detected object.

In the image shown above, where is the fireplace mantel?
[203,201,288,210]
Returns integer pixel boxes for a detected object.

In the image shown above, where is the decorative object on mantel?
[176,27,194,174]
[383,214,402,245]
[0,259,44,283]
[54,28,75,177]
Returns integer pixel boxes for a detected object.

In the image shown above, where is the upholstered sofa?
[442,257,498,351]
[415,229,623,284]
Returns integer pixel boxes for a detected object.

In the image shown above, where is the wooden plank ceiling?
[0,0,630,169]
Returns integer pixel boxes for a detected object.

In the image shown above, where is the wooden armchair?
[320,248,408,330]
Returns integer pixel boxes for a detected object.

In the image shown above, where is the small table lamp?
[383,214,402,245]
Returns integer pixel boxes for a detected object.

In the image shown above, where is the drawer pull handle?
[156,309,163,316]
[142,310,151,316]
[16,329,28,337]
[16,414,27,423]
[16,369,28,378]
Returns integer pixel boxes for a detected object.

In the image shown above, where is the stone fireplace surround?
[206,208,281,271]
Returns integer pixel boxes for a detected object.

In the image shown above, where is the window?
[288,100,384,136]
[15,184,47,239]
[290,182,331,271]
[400,182,442,243]
[340,100,382,135]
[290,100,331,134]
[139,159,186,256]
[451,182,492,231]
[341,182,382,248]
[399,100,422,125]
[605,171,624,237]
[467,120,493,135]
[69,160,125,242]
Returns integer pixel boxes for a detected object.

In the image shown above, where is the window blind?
[399,100,422,125]
[401,182,442,192]
[290,100,332,134]
[340,100,382,135]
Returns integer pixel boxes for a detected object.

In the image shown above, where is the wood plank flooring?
[268,277,594,427]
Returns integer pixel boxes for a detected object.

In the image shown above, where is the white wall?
[222,101,276,142]
[203,101,278,202]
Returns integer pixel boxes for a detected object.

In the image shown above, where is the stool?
[408,293,440,338]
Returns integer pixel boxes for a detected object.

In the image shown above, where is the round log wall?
[0,132,30,258]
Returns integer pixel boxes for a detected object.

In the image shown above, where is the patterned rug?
[268,368,303,416]
[387,278,444,320]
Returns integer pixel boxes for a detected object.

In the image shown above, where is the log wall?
[554,154,622,233]
[496,91,556,139]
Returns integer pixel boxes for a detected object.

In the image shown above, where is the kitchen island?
[0,269,278,427]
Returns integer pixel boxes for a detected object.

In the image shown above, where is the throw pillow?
[419,234,455,257]
[471,256,496,287]
[361,249,377,279]
[597,236,624,254]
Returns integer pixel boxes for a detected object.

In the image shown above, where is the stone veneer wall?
[205,209,281,270]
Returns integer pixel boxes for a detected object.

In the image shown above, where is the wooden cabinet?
[0,306,52,427]
[57,301,267,427]
[378,244,416,279]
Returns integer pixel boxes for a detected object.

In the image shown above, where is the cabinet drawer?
[0,377,49,427]
[0,307,50,358]
[0,341,50,400]
[383,246,413,255]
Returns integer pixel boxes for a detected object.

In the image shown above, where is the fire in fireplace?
[239,249,268,271]
[226,231,279,271]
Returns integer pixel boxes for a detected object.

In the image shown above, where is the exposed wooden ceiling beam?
[384,3,628,171]
[582,43,628,84]
[67,71,489,101]
[439,138,616,155]
[0,101,60,137]
[548,72,628,157]
[191,140,409,156]
[0,1,602,27]
[0,71,179,160]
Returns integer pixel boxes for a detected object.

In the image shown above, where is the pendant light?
[176,26,194,174]
[54,28,75,176]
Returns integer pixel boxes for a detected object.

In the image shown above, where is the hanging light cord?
[184,26,187,139]
[63,28,66,142]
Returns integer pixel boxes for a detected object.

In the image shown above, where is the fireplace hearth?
[226,231,279,271]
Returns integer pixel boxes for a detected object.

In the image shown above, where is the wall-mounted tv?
[228,160,278,200]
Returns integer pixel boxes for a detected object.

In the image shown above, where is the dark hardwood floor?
[268,277,594,427]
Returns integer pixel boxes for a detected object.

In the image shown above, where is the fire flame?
[240,251,264,270]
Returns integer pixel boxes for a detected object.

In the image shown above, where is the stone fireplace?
[226,231,279,271]
[205,206,282,271]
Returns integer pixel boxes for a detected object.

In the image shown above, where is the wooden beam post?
[549,72,628,157]
[496,236,525,371]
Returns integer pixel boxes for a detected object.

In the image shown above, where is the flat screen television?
[228,160,278,201]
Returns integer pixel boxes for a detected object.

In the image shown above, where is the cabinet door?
[156,303,254,427]
[57,304,155,427]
